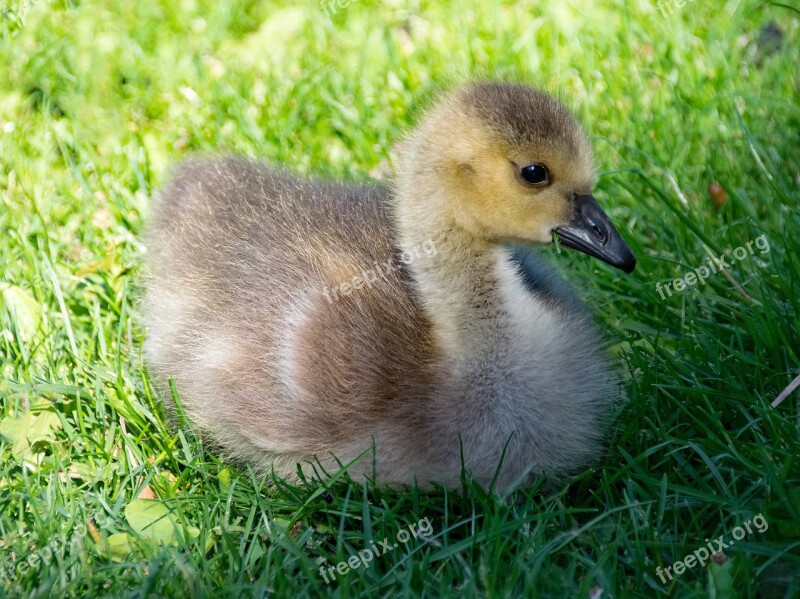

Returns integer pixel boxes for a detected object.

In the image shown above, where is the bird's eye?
[520,164,549,185]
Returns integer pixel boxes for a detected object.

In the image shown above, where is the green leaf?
[0,410,62,460]
[124,499,200,547]
[708,556,736,599]
[218,467,232,492]
[101,533,136,563]
[0,283,42,340]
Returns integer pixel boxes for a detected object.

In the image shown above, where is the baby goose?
[142,82,635,490]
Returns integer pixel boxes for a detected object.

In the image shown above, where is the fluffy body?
[142,83,618,490]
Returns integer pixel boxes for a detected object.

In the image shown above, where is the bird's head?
[399,82,635,273]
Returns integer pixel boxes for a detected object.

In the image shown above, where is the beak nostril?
[558,193,635,272]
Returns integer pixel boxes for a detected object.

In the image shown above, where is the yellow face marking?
[442,128,596,245]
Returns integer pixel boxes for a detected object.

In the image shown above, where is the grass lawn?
[1,0,799,597]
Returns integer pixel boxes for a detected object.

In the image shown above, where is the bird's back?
[142,158,439,474]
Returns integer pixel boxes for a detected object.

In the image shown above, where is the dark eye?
[520,164,549,185]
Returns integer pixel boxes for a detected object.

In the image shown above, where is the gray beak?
[554,194,636,273]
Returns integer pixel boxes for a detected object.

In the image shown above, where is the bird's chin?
[496,229,555,247]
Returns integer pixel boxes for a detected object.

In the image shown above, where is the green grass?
[1,0,799,597]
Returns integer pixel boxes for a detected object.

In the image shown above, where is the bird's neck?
[392,149,555,370]
[394,201,515,364]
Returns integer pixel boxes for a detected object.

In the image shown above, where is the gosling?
[142,82,636,491]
